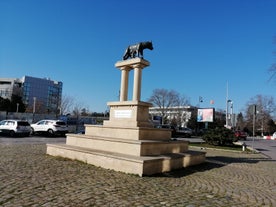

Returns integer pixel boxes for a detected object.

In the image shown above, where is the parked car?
[0,119,31,137]
[175,127,193,138]
[155,125,177,137]
[31,120,68,137]
[273,132,276,139]
[234,131,247,140]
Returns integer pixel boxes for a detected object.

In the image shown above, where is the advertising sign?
[197,108,214,122]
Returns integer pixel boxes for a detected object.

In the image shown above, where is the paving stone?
[0,143,275,206]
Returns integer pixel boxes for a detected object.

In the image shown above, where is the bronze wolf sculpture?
[123,41,153,60]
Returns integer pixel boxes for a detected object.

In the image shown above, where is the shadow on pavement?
[255,148,269,152]
[152,155,272,178]
[153,162,222,178]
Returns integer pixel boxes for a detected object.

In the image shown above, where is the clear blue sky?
[1,0,276,113]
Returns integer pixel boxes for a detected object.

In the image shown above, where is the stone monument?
[47,43,206,176]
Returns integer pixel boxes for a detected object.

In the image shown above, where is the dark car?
[235,131,247,140]
[175,127,193,138]
[155,125,177,137]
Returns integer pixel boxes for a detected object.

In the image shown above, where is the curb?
[263,136,276,140]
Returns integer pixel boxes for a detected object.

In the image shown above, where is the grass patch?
[189,142,249,152]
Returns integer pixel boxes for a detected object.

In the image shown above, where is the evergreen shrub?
[202,127,236,146]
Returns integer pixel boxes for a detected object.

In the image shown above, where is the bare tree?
[81,108,89,116]
[60,94,75,115]
[236,112,246,131]
[72,104,82,117]
[148,88,190,125]
[72,102,90,117]
[245,94,276,135]
[61,94,90,117]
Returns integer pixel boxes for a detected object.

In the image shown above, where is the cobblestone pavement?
[0,142,276,207]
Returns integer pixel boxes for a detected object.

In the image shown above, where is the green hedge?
[202,127,236,146]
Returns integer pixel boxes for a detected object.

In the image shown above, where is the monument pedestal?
[104,100,153,128]
[47,58,205,176]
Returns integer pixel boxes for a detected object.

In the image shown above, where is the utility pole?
[252,104,256,137]
[252,104,257,150]
[32,97,36,123]
[225,82,228,127]
[230,101,234,127]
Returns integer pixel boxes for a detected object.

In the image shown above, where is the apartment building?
[0,76,62,113]
[0,78,22,99]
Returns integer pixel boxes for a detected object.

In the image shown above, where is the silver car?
[0,120,31,137]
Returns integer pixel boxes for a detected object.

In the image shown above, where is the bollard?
[242,142,246,152]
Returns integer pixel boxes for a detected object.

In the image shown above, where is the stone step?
[84,125,171,140]
[47,143,206,176]
[66,134,189,156]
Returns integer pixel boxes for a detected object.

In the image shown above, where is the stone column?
[119,66,131,101]
[115,58,150,102]
[132,65,142,101]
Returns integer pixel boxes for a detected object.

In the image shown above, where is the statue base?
[46,58,205,176]
[46,99,206,176]
[104,100,153,128]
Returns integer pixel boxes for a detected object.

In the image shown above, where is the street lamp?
[226,99,232,128]
[33,97,36,114]
[252,104,256,137]
[32,97,36,123]
[199,96,203,107]
[230,101,234,127]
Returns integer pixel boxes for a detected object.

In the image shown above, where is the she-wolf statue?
[123,41,153,60]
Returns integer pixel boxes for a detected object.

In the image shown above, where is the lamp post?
[230,101,234,127]
[252,104,256,137]
[32,97,36,123]
[16,103,19,113]
[226,99,232,128]
[199,96,203,108]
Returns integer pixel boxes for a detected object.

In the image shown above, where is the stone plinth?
[46,58,206,176]
[104,101,153,128]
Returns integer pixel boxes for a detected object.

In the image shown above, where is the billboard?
[197,108,214,122]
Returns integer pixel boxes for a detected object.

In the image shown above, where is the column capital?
[132,64,149,70]
[117,65,132,71]
[115,58,150,70]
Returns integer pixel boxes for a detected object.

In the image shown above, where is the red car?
[235,131,247,140]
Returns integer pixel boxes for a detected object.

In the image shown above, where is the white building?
[149,105,195,127]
